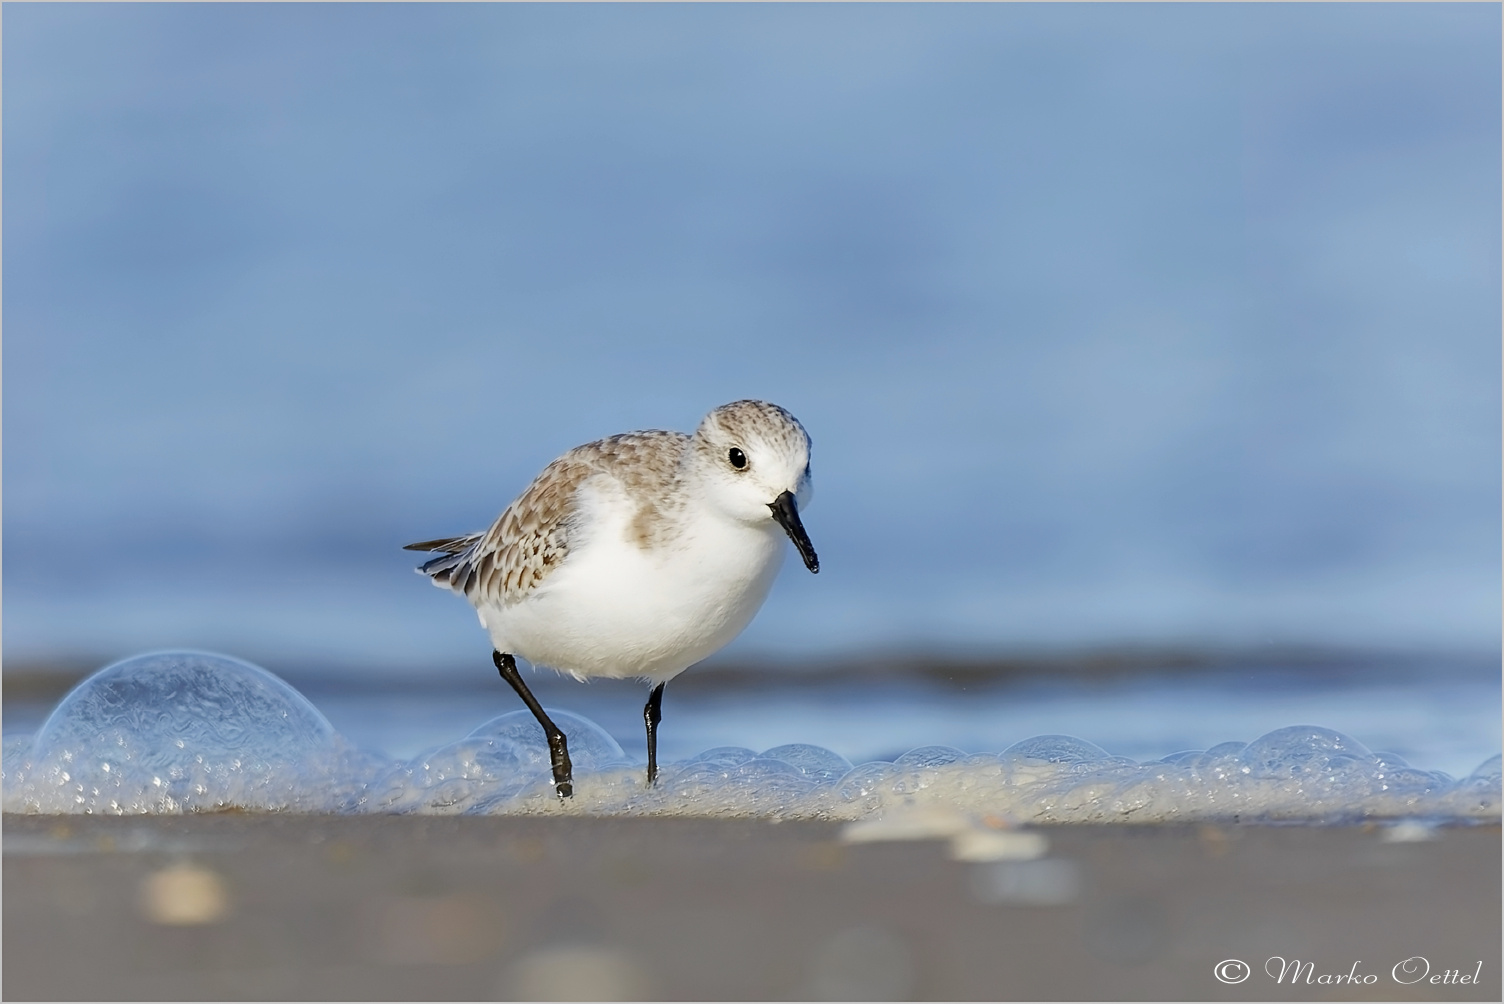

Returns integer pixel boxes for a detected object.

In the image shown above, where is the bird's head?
[691,399,818,573]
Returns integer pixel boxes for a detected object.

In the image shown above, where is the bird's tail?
[403,534,484,591]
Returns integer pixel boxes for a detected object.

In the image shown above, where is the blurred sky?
[4,3,1500,674]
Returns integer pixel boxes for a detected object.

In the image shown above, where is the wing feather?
[408,430,687,606]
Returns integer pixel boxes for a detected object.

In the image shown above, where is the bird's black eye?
[728,447,747,470]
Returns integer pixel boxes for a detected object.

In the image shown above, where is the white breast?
[477,478,787,682]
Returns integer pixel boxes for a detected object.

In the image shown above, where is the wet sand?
[3,814,1498,1001]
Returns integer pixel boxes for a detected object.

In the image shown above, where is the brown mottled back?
[410,430,689,606]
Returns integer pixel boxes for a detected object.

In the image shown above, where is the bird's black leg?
[493,651,573,798]
[644,682,666,787]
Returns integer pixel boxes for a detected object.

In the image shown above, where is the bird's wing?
[408,430,688,606]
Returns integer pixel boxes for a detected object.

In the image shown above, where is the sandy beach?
[3,813,1497,1001]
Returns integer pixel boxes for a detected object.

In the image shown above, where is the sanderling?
[406,400,819,797]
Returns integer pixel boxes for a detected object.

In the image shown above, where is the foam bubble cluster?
[3,651,1500,824]
[363,710,631,814]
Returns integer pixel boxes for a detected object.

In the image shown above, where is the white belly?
[478,495,787,682]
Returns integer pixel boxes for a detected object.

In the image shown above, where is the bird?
[405,400,819,798]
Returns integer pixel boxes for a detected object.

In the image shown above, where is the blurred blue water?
[3,4,1499,670]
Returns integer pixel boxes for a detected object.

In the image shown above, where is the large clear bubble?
[2,651,371,814]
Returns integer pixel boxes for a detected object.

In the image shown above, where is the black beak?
[768,490,819,573]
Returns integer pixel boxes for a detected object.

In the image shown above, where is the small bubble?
[1003,735,1111,765]
[686,746,758,767]
[894,745,965,769]
[467,709,627,770]
[1239,725,1372,778]
[1467,754,1502,783]
[833,762,896,811]
[761,743,853,782]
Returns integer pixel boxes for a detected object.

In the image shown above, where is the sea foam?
[3,651,1499,823]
